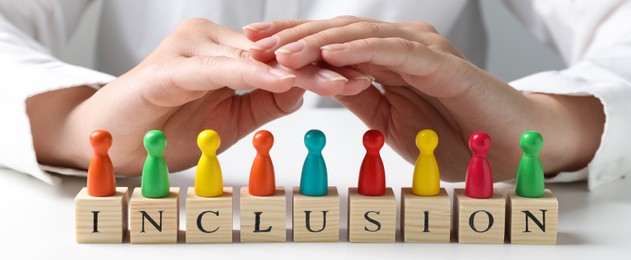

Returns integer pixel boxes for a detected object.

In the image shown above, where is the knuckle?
[356,21,382,34]
[416,21,438,33]
[333,15,360,23]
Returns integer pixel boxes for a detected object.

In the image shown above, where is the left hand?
[243,16,605,182]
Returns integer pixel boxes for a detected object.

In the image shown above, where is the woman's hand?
[27,18,370,176]
[244,16,604,181]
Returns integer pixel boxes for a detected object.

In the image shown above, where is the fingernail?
[353,75,374,83]
[275,41,305,55]
[318,70,348,82]
[242,22,272,32]
[321,43,347,51]
[269,68,297,80]
[251,36,278,51]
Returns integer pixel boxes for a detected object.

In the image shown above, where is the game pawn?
[348,129,396,243]
[454,131,506,244]
[240,130,286,242]
[75,130,129,243]
[293,129,340,242]
[130,130,180,244]
[401,129,451,243]
[507,131,558,244]
[186,130,233,243]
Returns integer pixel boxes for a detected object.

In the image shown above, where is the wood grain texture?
[75,187,128,243]
[292,187,340,242]
[507,189,558,244]
[185,187,233,243]
[401,187,451,243]
[348,187,396,243]
[454,189,505,244]
[240,187,286,242]
[129,187,179,244]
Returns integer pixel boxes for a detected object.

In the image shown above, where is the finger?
[242,20,309,42]
[290,65,349,96]
[247,16,377,63]
[143,56,297,107]
[324,66,374,96]
[274,22,422,69]
[176,18,253,50]
[322,37,475,98]
[236,87,306,137]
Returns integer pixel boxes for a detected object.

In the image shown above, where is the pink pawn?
[464,131,493,199]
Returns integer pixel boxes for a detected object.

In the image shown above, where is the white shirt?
[1,0,630,190]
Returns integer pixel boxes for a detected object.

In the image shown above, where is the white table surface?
[2,108,630,259]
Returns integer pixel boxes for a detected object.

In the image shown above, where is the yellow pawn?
[412,129,440,196]
[195,130,223,197]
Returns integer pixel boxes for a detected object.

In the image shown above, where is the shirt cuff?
[0,62,115,185]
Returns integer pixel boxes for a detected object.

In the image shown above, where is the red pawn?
[465,131,493,198]
[358,130,386,196]
[87,130,116,197]
[249,130,276,196]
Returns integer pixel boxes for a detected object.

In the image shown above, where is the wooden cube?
[129,187,180,244]
[75,187,129,243]
[240,187,286,242]
[185,187,233,243]
[292,187,340,242]
[507,189,558,244]
[348,187,396,243]
[401,187,451,243]
[454,189,505,244]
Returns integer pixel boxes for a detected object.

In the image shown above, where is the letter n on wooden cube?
[401,187,451,243]
[240,187,286,242]
[507,189,558,244]
[129,187,180,244]
[348,187,396,243]
[185,187,233,243]
[292,187,340,242]
[454,189,505,244]
[75,187,129,243]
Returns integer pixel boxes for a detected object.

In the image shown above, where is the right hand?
[27,18,371,176]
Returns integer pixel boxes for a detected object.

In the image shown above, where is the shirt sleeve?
[0,1,115,184]
[504,0,631,190]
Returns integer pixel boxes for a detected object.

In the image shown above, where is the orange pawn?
[87,130,116,197]
[248,130,276,196]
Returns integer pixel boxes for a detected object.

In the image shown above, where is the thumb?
[236,88,305,136]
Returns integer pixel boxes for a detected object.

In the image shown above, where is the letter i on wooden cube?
[348,130,396,243]
[401,129,451,243]
[75,130,128,243]
[293,130,340,242]
[129,130,180,244]
[186,130,233,243]
[240,130,286,242]
[507,131,558,244]
[454,132,505,244]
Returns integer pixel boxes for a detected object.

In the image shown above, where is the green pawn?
[141,130,170,198]
[300,130,328,196]
[515,131,545,198]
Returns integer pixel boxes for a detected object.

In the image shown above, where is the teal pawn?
[141,130,170,198]
[300,130,328,196]
[515,131,545,198]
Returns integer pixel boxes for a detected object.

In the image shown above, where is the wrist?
[526,93,605,174]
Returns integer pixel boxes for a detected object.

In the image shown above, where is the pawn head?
[469,131,491,155]
[253,130,274,153]
[144,130,167,157]
[304,129,326,153]
[90,130,112,155]
[416,129,438,155]
[363,129,384,152]
[520,130,543,156]
[198,129,220,156]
